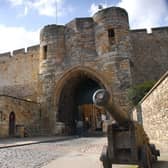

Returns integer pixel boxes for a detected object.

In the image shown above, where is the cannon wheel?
[139,145,152,168]
[102,158,112,168]
[100,146,112,168]
[150,144,158,162]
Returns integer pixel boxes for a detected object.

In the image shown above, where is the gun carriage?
[93,89,160,168]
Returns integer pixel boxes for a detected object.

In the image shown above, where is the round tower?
[93,7,133,113]
[39,24,65,74]
[38,24,65,133]
[93,7,131,57]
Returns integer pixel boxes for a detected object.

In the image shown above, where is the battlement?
[0,52,11,60]
[0,44,40,61]
[131,26,168,36]
[130,28,147,33]
[151,26,168,36]
[66,17,93,30]
[12,48,26,55]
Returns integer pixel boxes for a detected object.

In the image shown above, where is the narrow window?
[39,109,42,119]
[0,111,2,121]
[43,45,47,60]
[108,29,115,45]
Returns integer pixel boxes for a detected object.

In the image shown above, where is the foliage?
[128,81,156,106]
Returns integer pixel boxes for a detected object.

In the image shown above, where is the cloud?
[89,0,168,30]
[89,3,108,16]
[117,0,168,30]
[165,16,168,22]
[0,25,40,53]
[8,0,73,17]
[9,0,23,6]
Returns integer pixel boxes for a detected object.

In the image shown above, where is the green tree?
[128,81,156,105]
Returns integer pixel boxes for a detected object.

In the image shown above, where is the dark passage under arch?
[58,71,107,135]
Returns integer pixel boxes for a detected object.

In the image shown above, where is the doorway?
[9,112,15,136]
[57,71,106,135]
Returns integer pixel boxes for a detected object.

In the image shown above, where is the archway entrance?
[57,71,107,135]
[9,112,15,137]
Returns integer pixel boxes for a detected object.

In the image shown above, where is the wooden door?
[9,112,15,136]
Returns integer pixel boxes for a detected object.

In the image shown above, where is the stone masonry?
[133,71,168,151]
[0,7,167,138]
[38,7,132,134]
[0,95,40,137]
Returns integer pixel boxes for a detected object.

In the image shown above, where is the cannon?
[93,89,160,168]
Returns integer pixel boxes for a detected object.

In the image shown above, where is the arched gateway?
[39,7,132,136]
[54,67,110,135]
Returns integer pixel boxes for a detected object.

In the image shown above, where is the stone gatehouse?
[0,7,168,137]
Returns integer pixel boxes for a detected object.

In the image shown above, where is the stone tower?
[38,25,65,132]
[38,7,132,135]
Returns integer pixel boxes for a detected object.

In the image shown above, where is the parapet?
[0,44,40,62]
[0,52,11,57]
[152,26,168,36]
[27,45,40,53]
[40,24,65,43]
[0,52,11,62]
[131,26,168,36]
[66,17,93,31]
[13,48,25,55]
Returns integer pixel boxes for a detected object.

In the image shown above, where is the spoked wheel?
[100,145,112,168]
[139,145,152,168]
[102,158,112,168]
[150,144,160,162]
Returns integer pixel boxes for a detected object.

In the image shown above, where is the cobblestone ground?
[0,137,107,168]
[0,137,167,168]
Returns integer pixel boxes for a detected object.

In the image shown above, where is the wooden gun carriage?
[93,89,160,168]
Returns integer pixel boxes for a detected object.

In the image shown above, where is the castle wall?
[0,45,40,101]
[133,71,168,152]
[0,95,40,137]
[39,7,133,134]
[0,6,167,137]
[130,27,168,85]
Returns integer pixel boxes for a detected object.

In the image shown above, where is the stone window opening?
[43,45,48,60]
[108,28,115,45]
[0,111,2,121]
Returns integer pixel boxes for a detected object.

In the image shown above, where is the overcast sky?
[0,0,168,53]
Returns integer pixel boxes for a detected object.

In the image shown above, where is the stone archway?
[54,67,110,135]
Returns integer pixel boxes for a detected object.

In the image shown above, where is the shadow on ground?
[153,161,168,168]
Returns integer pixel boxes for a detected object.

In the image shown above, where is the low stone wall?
[133,71,168,152]
[0,95,40,137]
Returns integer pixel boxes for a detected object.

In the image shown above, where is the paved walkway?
[0,137,167,168]
[0,136,75,149]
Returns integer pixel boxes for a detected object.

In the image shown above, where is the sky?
[0,0,168,53]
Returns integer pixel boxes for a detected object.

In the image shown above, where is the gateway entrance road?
[0,137,167,168]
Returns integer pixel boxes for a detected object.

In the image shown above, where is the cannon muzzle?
[93,89,130,126]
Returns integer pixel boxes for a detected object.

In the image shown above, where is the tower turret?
[38,25,65,133]
[93,7,131,57]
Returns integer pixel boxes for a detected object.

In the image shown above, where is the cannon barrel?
[93,89,130,126]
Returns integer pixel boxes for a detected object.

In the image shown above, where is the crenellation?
[130,25,168,85]
[0,52,11,57]
[0,52,12,63]
[131,26,168,36]
[151,26,168,37]
[152,26,168,31]
[130,28,147,34]
[27,45,40,53]
[12,48,26,56]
